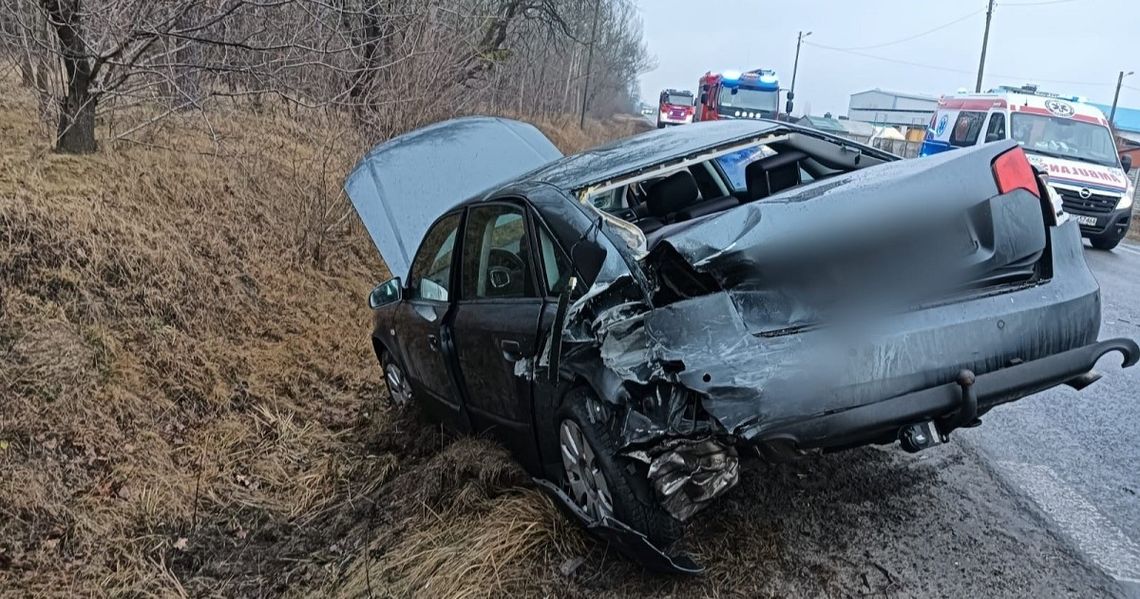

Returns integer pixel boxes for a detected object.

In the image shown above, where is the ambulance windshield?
[1010,113,1119,168]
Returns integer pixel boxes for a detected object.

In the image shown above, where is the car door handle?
[427,334,440,352]
[500,339,522,362]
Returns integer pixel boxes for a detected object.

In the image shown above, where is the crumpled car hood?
[344,117,562,279]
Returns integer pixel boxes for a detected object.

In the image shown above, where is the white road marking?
[996,461,1140,584]
[1116,242,1140,257]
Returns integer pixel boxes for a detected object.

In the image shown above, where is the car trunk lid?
[646,140,1049,335]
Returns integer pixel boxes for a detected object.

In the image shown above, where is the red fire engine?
[694,69,780,122]
[656,89,694,128]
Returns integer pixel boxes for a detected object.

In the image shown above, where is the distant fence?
[870,138,922,158]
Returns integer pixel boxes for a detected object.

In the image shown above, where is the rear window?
[950,111,986,147]
[716,146,776,191]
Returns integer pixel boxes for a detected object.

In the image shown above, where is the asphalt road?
[961,240,1140,596]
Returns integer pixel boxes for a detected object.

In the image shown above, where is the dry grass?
[0,78,650,598]
[5,78,1020,599]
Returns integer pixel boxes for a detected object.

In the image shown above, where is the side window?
[985,112,1006,142]
[950,111,986,147]
[408,213,460,301]
[461,204,536,300]
[537,225,574,296]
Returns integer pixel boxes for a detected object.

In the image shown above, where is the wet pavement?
[961,240,1140,597]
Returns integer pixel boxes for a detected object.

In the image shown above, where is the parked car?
[345,116,1138,572]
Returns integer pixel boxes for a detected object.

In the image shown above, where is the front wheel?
[380,350,414,407]
[1090,234,1122,251]
[556,388,682,547]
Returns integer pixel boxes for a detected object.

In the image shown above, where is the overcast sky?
[635,0,1138,117]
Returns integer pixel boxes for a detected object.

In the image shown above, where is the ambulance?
[921,84,1134,250]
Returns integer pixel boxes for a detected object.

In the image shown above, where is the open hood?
[345,117,562,279]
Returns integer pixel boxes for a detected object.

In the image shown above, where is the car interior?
[582,132,888,251]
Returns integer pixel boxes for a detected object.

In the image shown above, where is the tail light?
[992,147,1040,198]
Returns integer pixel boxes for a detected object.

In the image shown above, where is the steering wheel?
[488,248,524,272]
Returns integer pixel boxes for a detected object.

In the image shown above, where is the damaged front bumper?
[534,478,704,574]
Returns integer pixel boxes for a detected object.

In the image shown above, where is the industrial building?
[847,89,938,141]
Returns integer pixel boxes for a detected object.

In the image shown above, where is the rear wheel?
[556,388,682,547]
[1090,234,1122,251]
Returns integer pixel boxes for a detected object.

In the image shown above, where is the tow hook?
[900,369,981,453]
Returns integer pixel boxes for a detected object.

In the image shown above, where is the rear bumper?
[754,337,1139,452]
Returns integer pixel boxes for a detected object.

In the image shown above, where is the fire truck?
[694,69,780,122]
[656,89,695,127]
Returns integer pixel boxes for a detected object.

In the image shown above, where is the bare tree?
[0,0,654,153]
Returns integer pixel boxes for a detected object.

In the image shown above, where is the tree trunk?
[42,0,97,153]
[57,67,96,153]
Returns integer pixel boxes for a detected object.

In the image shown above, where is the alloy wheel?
[559,419,614,520]
[384,361,413,406]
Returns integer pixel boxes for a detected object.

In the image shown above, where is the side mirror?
[368,277,402,309]
[570,242,607,290]
[1122,154,1132,174]
[700,93,708,104]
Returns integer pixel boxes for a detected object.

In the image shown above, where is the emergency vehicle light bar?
[989,84,1085,103]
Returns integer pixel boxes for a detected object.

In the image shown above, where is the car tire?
[556,387,682,547]
[379,349,415,408]
[1090,234,1121,251]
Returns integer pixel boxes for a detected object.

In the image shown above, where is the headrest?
[645,170,699,217]
[745,150,807,200]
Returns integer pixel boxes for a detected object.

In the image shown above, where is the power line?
[809,0,1076,55]
[803,41,1114,87]
[818,9,984,51]
[804,42,972,74]
[1000,0,1076,6]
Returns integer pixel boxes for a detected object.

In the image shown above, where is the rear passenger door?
[451,201,544,453]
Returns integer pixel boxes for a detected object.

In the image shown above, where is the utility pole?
[579,0,602,129]
[975,0,995,92]
[1109,70,1134,130]
[787,30,811,115]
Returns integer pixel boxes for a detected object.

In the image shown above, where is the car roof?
[514,119,783,192]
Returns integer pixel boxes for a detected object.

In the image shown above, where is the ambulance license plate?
[1075,214,1099,227]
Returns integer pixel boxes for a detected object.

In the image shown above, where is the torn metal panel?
[642,438,740,522]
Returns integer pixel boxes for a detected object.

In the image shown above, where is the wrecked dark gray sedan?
[345,117,1138,572]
